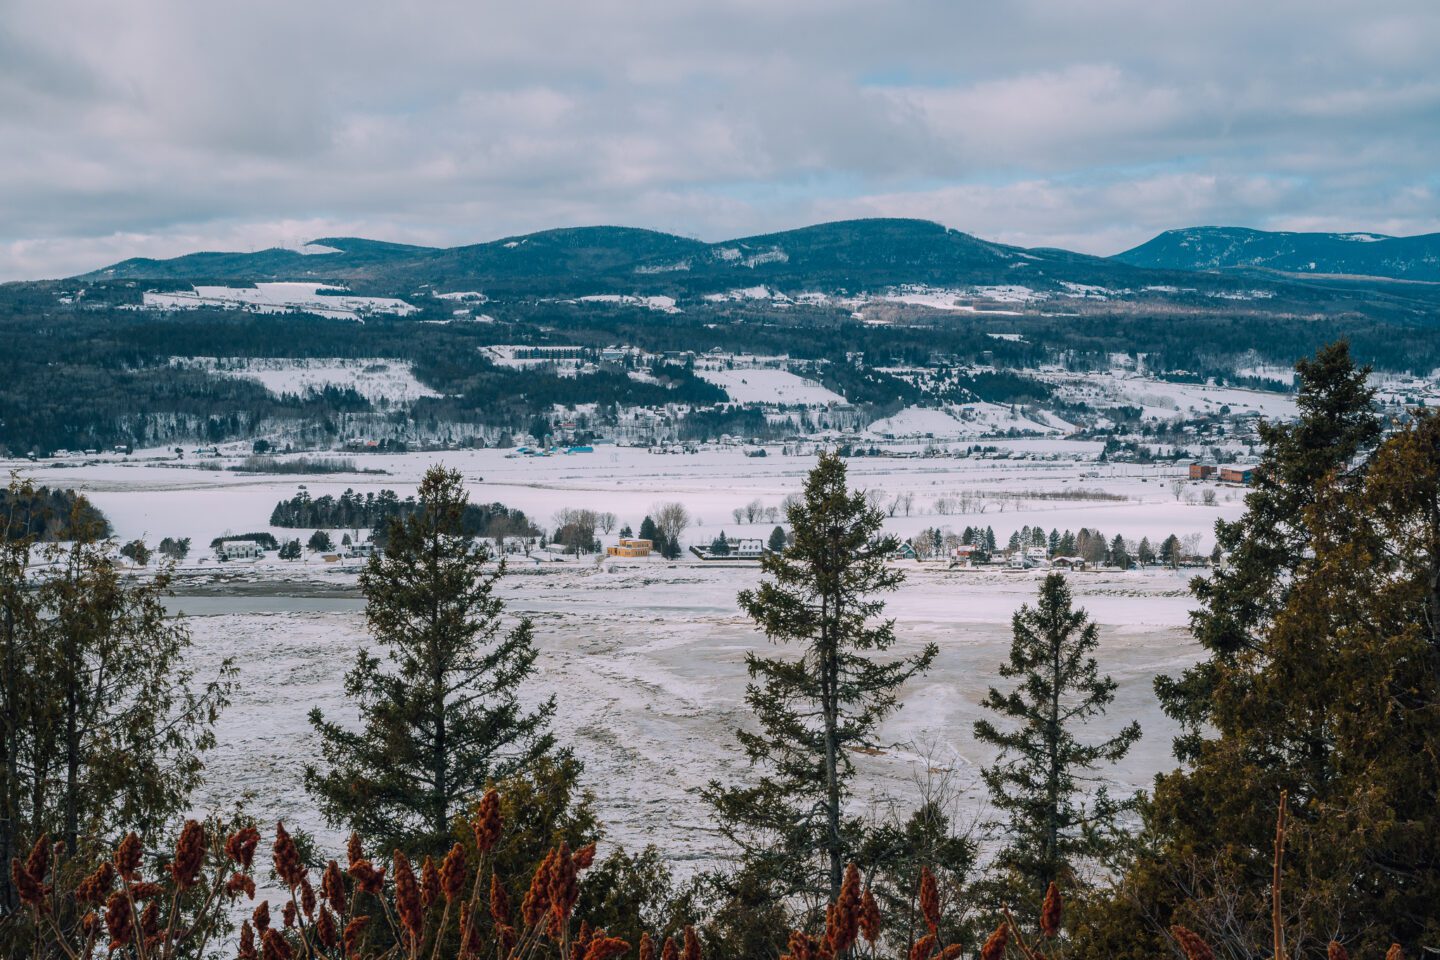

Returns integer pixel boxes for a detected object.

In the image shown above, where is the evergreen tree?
[638,515,659,548]
[1159,534,1181,569]
[308,529,333,552]
[119,539,150,566]
[767,525,787,553]
[1048,528,1060,556]
[974,573,1140,907]
[1108,534,1130,569]
[306,467,556,853]
[278,539,301,560]
[710,533,732,556]
[985,526,997,551]
[1157,341,1380,760]
[0,479,232,912]
[1110,354,1436,959]
[157,536,191,561]
[705,452,937,909]
[1137,536,1155,567]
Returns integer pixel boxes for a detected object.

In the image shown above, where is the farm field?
[7,443,1244,559]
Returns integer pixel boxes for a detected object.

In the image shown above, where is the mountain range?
[80,218,1440,300]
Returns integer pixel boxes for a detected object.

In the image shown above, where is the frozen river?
[171,562,1200,876]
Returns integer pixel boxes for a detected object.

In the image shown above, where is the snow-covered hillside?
[171,357,439,401]
[696,368,845,405]
[142,283,417,320]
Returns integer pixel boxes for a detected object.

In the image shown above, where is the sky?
[3,0,1439,280]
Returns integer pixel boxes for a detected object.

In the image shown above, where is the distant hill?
[90,237,438,282]
[1114,226,1440,282]
[80,218,1195,297]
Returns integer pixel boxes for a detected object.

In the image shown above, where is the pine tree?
[638,515,660,554]
[974,573,1140,906]
[767,525,787,553]
[705,452,937,908]
[973,575,1140,921]
[1108,534,1130,569]
[1137,536,1154,567]
[306,466,556,853]
[1159,534,1181,569]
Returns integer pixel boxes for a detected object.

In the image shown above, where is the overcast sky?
[3,1,1439,280]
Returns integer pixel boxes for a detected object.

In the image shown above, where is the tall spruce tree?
[1156,341,1380,760]
[705,452,937,909]
[974,573,1140,908]
[306,466,555,853]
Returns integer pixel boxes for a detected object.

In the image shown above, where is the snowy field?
[4,445,1232,877]
[866,404,1069,439]
[1042,371,1298,421]
[13,444,1244,556]
[694,368,846,406]
[170,357,440,402]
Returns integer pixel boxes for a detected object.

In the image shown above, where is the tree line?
[0,485,111,541]
[268,486,539,543]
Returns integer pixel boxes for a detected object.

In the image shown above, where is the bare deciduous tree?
[652,501,691,554]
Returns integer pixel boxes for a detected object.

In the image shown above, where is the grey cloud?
[2,0,1439,278]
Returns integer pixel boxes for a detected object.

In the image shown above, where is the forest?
[5,275,1440,454]
[0,485,111,541]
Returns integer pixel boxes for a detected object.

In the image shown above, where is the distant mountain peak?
[1114,225,1440,280]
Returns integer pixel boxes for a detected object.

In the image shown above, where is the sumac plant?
[7,789,671,960]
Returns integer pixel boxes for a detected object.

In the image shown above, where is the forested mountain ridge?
[1114,225,1440,281]
[80,218,1244,297]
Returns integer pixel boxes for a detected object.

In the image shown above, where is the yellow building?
[606,537,653,557]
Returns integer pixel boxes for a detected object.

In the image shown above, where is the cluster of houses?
[892,541,1091,571]
[691,536,767,560]
[214,538,377,562]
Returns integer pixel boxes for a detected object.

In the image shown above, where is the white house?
[217,540,262,560]
[732,537,765,558]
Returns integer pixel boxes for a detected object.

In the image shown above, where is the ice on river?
[177,563,1197,879]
